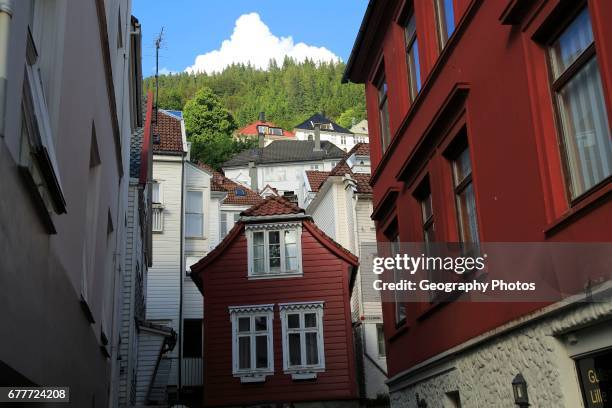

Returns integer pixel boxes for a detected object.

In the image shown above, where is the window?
[420,186,435,244]
[404,13,422,101]
[229,305,274,382]
[452,145,479,244]
[257,125,268,134]
[152,181,161,203]
[220,212,240,239]
[549,8,611,199]
[186,191,204,237]
[435,0,456,49]
[378,75,391,153]
[269,127,283,136]
[247,224,302,277]
[310,164,320,170]
[340,135,347,145]
[308,134,314,141]
[183,319,202,358]
[390,234,406,325]
[376,324,386,357]
[185,255,201,276]
[280,302,325,377]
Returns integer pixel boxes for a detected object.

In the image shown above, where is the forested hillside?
[143,59,366,130]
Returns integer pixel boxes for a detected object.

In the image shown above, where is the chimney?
[313,123,322,151]
[248,161,258,192]
[258,130,265,148]
[259,111,266,122]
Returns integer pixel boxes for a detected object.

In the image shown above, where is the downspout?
[0,0,13,138]
[178,151,185,399]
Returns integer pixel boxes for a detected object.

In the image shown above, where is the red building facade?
[191,196,360,407]
[345,0,612,406]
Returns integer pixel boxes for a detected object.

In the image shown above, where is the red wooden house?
[344,0,612,406]
[191,196,360,407]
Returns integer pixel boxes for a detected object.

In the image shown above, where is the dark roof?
[153,110,184,154]
[305,170,331,193]
[294,113,353,134]
[222,140,345,168]
[196,163,262,206]
[129,95,148,178]
[240,195,304,217]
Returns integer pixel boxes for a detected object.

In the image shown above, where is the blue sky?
[133,0,368,77]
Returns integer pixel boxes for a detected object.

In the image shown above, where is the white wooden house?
[305,144,388,400]
[294,113,360,152]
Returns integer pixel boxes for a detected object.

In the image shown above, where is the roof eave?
[343,0,377,84]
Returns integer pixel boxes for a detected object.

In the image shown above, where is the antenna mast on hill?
[154,27,164,127]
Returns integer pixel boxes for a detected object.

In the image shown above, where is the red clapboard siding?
[199,221,358,407]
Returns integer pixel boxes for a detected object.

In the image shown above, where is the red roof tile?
[196,163,262,206]
[305,170,331,192]
[240,195,304,217]
[237,121,294,138]
[153,110,184,153]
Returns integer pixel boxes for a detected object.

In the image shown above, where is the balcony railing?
[152,205,163,232]
[181,357,203,387]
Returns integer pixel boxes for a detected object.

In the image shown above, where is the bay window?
[246,224,302,277]
[279,302,325,378]
[229,304,274,382]
[186,190,204,237]
[404,13,422,101]
[549,8,611,199]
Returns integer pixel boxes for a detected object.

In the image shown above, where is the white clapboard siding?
[183,279,203,319]
[135,331,166,405]
[311,184,337,240]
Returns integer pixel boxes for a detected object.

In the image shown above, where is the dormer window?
[246,223,303,278]
[269,127,283,136]
[257,125,268,134]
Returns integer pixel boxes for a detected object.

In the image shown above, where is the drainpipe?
[0,0,13,138]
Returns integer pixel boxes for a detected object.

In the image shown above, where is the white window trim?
[229,304,275,383]
[279,301,325,379]
[246,223,303,278]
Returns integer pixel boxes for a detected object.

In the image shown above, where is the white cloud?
[159,67,175,75]
[185,13,340,74]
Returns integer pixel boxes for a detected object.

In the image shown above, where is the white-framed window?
[340,135,346,145]
[186,190,204,238]
[279,302,325,379]
[229,304,275,383]
[151,181,161,204]
[310,164,320,170]
[185,255,202,277]
[246,223,303,277]
[220,211,241,239]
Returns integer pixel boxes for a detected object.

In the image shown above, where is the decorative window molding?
[229,304,275,383]
[279,301,325,379]
[246,223,303,278]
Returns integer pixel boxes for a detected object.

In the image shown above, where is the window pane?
[255,335,268,369]
[238,337,250,369]
[556,57,612,197]
[253,231,264,245]
[551,9,594,79]
[304,313,317,328]
[408,40,422,99]
[305,332,319,365]
[284,229,297,244]
[289,333,301,366]
[457,183,479,243]
[405,14,416,42]
[421,193,433,222]
[380,99,391,151]
[186,214,203,237]
[269,231,280,244]
[152,183,160,203]
[436,0,455,46]
[233,212,241,222]
[238,317,250,332]
[186,191,203,213]
[288,314,300,329]
[376,324,386,356]
[453,147,472,185]
[220,212,227,238]
[269,231,281,271]
[285,255,298,271]
[254,259,265,274]
[255,316,267,331]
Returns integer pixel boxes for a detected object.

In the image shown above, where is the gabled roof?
[190,198,359,293]
[237,120,294,137]
[305,170,331,193]
[240,195,304,217]
[153,110,185,154]
[222,140,346,168]
[294,113,353,134]
[196,162,262,206]
[326,143,372,193]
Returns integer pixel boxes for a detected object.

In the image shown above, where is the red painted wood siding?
[201,224,357,407]
[349,0,612,379]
